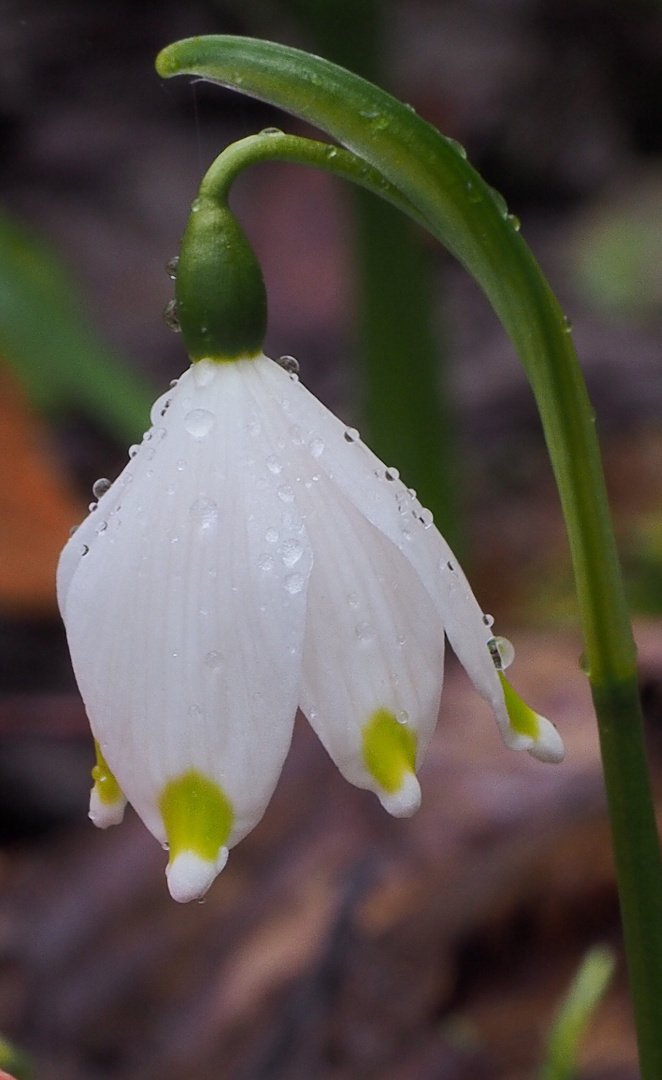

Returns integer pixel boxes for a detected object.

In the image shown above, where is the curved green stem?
[157,36,662,1076]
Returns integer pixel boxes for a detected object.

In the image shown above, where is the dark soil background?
[1,1,662,1077]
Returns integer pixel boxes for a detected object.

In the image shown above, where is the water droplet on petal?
[280,539,303,567]
[266,456,282,475]
[185,409,215,437]
[446,136,467,159]
[289,424,304,445]
[193,360,217,388]
[261,126,283,136]
[277,354,300,375]
[396,710,409,725]
[80,544,89,556]
[419,507,434,528]
[88,501,98,513]
[483,613,495,628]
[344,427,360,443]
[310,438,324,458]
[277,485,295,504]
[247,419,261,438]
[265,527,279,544]
[494,636,515,669]
[258,553,275,571]
[347,591,359,609]
[563,315,573,333]
[189,497,218,528]
[165,255,179,279]
[283,572,305,595]
[385,466,400,481]
[128,445,140,459]
[355,621,374,644]
[95,520,108,534]
[92,477,111,499]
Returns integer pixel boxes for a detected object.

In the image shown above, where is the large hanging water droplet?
[185,409,215,437]
[277,354,300,375]
[92,477,111,500]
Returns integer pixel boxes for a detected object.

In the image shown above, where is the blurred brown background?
[2,0,662,1077]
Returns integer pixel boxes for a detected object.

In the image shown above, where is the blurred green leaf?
[0,209,154,442]
[538,945,616,1080]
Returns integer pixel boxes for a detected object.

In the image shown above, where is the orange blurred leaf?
[0,362,83,613]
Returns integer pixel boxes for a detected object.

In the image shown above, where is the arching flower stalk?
[58,349,562,903]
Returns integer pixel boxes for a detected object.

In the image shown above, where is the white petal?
[59,359,312,865]
[294,465,443,815]
[247,356,561,763]
[166,848,229,904]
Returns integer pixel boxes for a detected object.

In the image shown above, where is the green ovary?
[159,769,234,861]
[362,707,417,793]
[498,672,541,739]
[92,740,124,804]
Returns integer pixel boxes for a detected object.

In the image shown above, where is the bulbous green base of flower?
[159,770,234,902]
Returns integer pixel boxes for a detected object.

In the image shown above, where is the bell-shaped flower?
[58,354,563,903]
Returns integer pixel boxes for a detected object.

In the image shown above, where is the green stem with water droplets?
[157,36,662,1077]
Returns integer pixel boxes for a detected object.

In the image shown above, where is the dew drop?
[563,315,573,333]
[193,360,217,388]
[277,354,300,375]
[80,544,89,556]
[69,524,79,537]
[446,136,467,159]
[266,455,282,475]
[265,527,279,544]
[185,409,215,437]
[176,459,186,472]
[163,299,181,332]
[261,126,283,136]
[92,477,111,499]
[189,497,218,528]
[396,710,409,725]
[279,539,304,567]
[344,427,360,443]
[347,591,359,609]
[95,520,108,534]
[419,507,434,528]
[310,438,324,458]
[277,484,295,504]
[128,445,140,459]
[494,636,515,669]
[483,613,495,628]
[289,424,304,445]
[283,572,305,595]
[385,466,400,481]
[190,197,202,213]
[508,213,521,232]
[165,255,179,279]
[170,378,179,389]
[247,419,261,438]
[258,553,275,571]
[88,501,98,512]
[355,621,374,644]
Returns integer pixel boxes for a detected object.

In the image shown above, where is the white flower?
[58,354,563,903]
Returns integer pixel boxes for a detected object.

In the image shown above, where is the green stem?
[157,37,662,1075]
